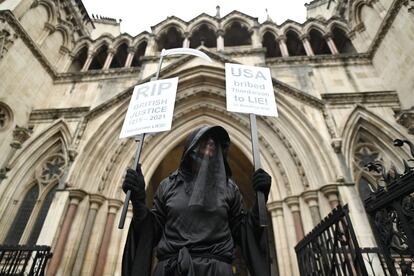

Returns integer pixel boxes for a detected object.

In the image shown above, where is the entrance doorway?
[147,137,277,275]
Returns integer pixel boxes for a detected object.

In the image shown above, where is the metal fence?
[364,139,414,276]
[0,245,52,276]
[295,204,370,275]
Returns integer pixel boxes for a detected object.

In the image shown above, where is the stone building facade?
[0,0,414,275]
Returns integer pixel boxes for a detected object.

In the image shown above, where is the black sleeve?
[149,179,168,244]
[228,180,271,276]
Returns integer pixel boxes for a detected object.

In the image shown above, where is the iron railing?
[0,245,52,276]
[364,139,414,275]
[295,204,370,276]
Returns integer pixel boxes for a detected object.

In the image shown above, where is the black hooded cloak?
[122,126,270,276]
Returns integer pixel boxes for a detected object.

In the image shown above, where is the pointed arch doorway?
[147,136,256,275]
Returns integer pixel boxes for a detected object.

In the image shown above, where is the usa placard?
[225,63,278,117]
[119,78,178,138]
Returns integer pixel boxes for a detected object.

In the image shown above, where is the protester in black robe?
[122,125,272,276]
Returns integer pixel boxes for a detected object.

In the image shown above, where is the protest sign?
[225,63,278,117]
[119,77,178,138]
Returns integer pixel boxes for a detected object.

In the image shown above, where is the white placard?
[225,63,278,117]
[119,78,178,138]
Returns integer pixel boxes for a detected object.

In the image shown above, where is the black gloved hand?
[252,168,271,200]
[122,166,146,206]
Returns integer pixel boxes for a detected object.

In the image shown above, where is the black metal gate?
[0,245,52,276]
[364,139,414,275]
[295,204,376,276]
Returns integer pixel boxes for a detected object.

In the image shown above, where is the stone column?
[93,199,122,276]
[300,34,314,56]
[276,35,289,57]
[145,34,157,56]
[324,33,339,54]
[46,189,86,276]
[56,46,71,70]
[183,32,190,48]
[37,22,55,46]
[268,202,292,276]
[102,48,115,70]
[302,190,321,226]
[216,29,224,51]
[124,47,136,68]
[81,50,94,72]
[71,194,105,275]
[0,126,31,182]
[285,196,304,242]
[321,184,340,208]
[251,24,262,48]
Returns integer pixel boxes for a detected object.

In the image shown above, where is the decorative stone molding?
[331,138,343,153]
[29,107,90,121]
[322,91,400,108]
[108,199,123,212]
[10,126,32,149]
[267,201,283,212]
[35,153,66,185]
[301,190,319,207]
[395,108,414,135]
[43,22,56,33]
[68,189,87,203]
[89,194,106,209]
[0,19,19,60]
[285,196,300,211]
[320,184,340,207]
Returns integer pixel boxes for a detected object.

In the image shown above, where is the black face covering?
[179,126,231,210]
[187,136,227,210]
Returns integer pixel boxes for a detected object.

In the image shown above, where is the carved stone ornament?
[35,154,66,185]
[0,19,18,60]
[10,125,32,149]
[396,108,414,135]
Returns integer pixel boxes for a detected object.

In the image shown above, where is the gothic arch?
[280,24,304,37]
[258,26,281,39]
[156,25,184,51]
[221,16,252,31]
[0,119,70,242]
[71,40,92,56]
[303,22,327,35]
[37,0,57,25]
[188,20,217,35]
[341,106,410,172]
[112,37,132,50]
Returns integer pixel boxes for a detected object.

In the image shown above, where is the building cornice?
[322,91,400,108]
[29,107,91,122]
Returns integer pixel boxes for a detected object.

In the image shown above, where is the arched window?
[3,153,65,245]
[224,22,251,47]
[89,44,108,70]
[309,29,331,55]
[190,24,217,48]
[27,184,58,244]
[358,176,374,201]
[262,31,281,58]
[131,41,147,67]
[285,30,306,56]
[157,27,183,51]
[109,42,128,69]
[68,45,88,72]
[331,27,356,54]
[4,184,39,244]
